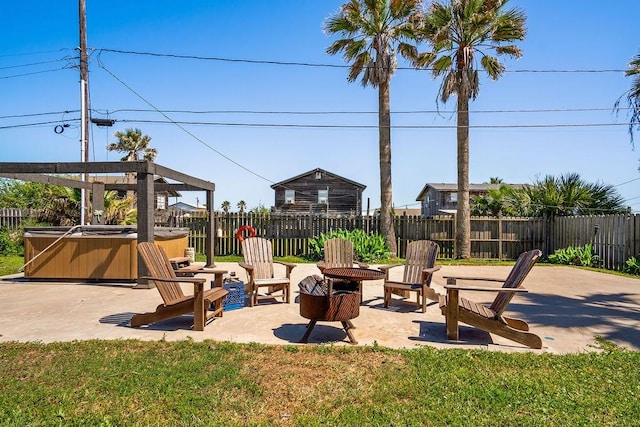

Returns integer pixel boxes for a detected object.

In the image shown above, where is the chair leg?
[503,316,530,331]
[250,285,257,307]
[491,322,543,349]
[445,287,460,341]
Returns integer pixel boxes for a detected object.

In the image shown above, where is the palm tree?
[525,173,626,218]
[36,187,81,226]
[471,184,516,216]
[107,128,157,162]
[418,0,526,258]
[221,201,231,213]
[324,0,425,257]
[615,52,640,148]
[237,200,247,213]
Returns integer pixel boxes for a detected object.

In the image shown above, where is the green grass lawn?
[1,255,639,424]
[0,255,22,276]
[0,339,638,426]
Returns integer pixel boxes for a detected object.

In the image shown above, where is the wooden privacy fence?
[550,214,640,270]
[4,208,639,268]
[0,208,32,229]
[169,212,546,260]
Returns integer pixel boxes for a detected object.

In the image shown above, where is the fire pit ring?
[298,275,360,344]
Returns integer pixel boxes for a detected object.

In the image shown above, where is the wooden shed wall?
[274,173,362,215]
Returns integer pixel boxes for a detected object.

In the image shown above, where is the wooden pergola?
[0,160,217,279]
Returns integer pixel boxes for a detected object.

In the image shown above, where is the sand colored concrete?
[1,262,639,353]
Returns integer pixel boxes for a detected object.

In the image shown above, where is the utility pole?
[79,0,90,225]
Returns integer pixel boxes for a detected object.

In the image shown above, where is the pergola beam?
[0,161,217,281]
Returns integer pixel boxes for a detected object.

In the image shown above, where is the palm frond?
[495,45,522,58]
[349,53,369,83]
[480,55,504,80]
[431,55,452,76]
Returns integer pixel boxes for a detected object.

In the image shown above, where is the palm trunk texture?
[378,80,397,257]
[456,92,471,259]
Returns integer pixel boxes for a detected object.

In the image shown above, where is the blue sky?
[2,1,639,213]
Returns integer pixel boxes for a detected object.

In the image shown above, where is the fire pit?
[298,275,360,344]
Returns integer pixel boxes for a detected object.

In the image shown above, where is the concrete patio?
[1,262,639,354]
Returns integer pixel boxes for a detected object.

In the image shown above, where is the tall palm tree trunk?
[379,80,397,256]
[456,89,471,259]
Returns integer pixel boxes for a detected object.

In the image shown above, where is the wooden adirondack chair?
[316,238,369,272]
[239,237,296,307]
[379,240,440,313]
[439,249,543,349]
[131,242,228,331]
[316,238,369,299]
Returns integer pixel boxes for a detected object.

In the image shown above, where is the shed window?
[450,192,457,203]
[318,189,328,204]
[285,189,295,204]
[315,171,322,180]
[156,194,166,210]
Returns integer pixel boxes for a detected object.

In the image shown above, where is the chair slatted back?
[489,249,542,316]
[137,242,185,305]
[402,240,439,285]
[323,238,355,269]
[241,237,275,280]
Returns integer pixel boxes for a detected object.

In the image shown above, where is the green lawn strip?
[0,255,22,276]
[1,341,639,426]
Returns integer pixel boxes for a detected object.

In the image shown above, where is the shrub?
[0,227,22,256]
[306,229,390,263]
[547,243,602,268]
[623,256,640,275]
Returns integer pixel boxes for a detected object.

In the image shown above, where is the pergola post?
[206,189,216,267]
[135,169,156,288]
[91,182,105,224]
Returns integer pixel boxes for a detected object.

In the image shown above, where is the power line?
[91,106,635,115]
[0,120,74,130]
[1,116,632,131]
[95,48,628,73]
[0,48,73,58]
[0,111,79,120]
[116,118,633,130]
[0,58,74,70]
[614,176,640,187]
[96,54,277,186]
[0,67,72,80]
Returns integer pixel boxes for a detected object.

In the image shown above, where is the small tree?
[250,203,271,216]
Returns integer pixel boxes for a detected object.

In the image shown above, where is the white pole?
[80,78,87,225]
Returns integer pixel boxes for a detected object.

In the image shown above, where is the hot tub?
[23,226,189,281]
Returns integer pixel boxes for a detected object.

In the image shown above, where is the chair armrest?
[238,262,254,272]
[355,261,369,269]
[423,266,441,275]
[274,261,296,269]
[378,264,401,272]
[443,276,504,283]
[274,261,296,278]
[378,263,402,280]
[140,276,206,284]
[317,261,327,271]
[444,284,528,292]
